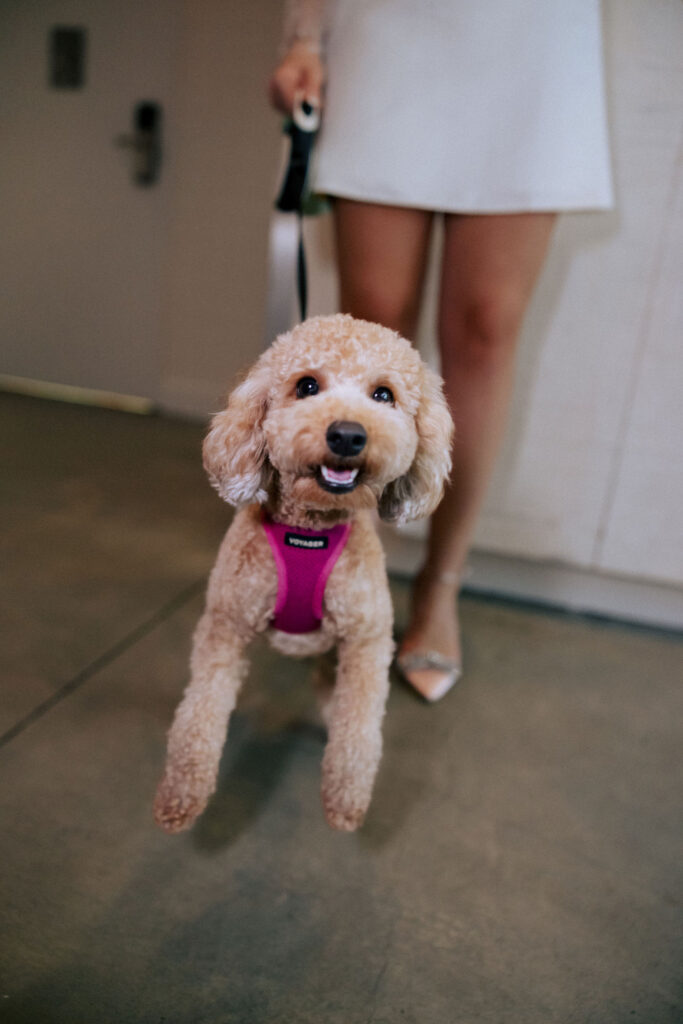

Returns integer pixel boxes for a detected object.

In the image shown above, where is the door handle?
[117,101,162,186]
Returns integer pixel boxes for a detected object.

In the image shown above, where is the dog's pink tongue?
[325,467,355,483]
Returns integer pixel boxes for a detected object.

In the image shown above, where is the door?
[0,0,181,401]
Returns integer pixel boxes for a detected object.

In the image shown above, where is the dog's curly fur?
[154,314,453,832]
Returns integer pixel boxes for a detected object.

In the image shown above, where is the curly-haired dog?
[154,314,453,832]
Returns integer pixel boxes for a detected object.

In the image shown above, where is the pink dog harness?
[262,512,351,634]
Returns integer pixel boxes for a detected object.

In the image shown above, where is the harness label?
[285,532,329,550]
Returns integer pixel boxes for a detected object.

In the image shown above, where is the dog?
[154,314,453,833]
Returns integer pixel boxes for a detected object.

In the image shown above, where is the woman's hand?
[268,42,325,115]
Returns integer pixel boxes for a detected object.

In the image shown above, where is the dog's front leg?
[154,610,249,834]
[321,634,393,832]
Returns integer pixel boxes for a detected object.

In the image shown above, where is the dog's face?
[203,315,453,524]
[260,323,433,515]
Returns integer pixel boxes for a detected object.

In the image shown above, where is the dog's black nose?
[326,420,367,457]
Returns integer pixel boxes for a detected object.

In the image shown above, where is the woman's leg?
[334,198,434,337]
[400,212,557,683]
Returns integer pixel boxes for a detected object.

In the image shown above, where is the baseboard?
[379,526,683,633]
[0,372,218,422]
[0,374,154,414]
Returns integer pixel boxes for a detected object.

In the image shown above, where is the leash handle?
[275,96,320,320]
[292,94,320,133]
[275,95,320,214]
[274,97,321,214]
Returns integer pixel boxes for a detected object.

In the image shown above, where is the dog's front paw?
[321,778,370,832]
[323,798,367,832]
[321,732,382,832]
[153,773,211,834]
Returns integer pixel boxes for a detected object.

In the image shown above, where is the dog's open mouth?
[316,464,361,494]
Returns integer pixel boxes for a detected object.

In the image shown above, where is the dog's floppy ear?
[202,357,272,507]
[379,365,453,524]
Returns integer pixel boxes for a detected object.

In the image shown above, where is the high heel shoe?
[396,569,463,702]
[396,649,461,702]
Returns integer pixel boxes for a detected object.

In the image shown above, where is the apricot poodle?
[154,314,453,832]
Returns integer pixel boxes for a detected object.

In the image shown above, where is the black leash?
[275,98,320,322]
[296,211,308,322]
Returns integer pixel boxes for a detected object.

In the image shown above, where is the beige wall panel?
[158,1,283,416]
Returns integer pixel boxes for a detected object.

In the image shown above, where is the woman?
[269,0,613,700]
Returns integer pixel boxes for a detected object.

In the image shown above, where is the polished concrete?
[1,392,682,1024]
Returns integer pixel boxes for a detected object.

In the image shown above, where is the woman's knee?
[440,288,528,368]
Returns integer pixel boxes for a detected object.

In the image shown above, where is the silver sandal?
[396,650,462,703]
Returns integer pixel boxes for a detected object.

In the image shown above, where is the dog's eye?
[296,376,319,399]
[372,385,394,404]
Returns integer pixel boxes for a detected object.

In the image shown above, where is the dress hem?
[313,181,615,215]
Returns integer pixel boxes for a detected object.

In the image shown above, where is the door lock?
[117,101,162,186]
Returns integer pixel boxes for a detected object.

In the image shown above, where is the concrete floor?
[1,391,682,1024]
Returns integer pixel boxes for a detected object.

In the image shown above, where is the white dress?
[311,0,614,212]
